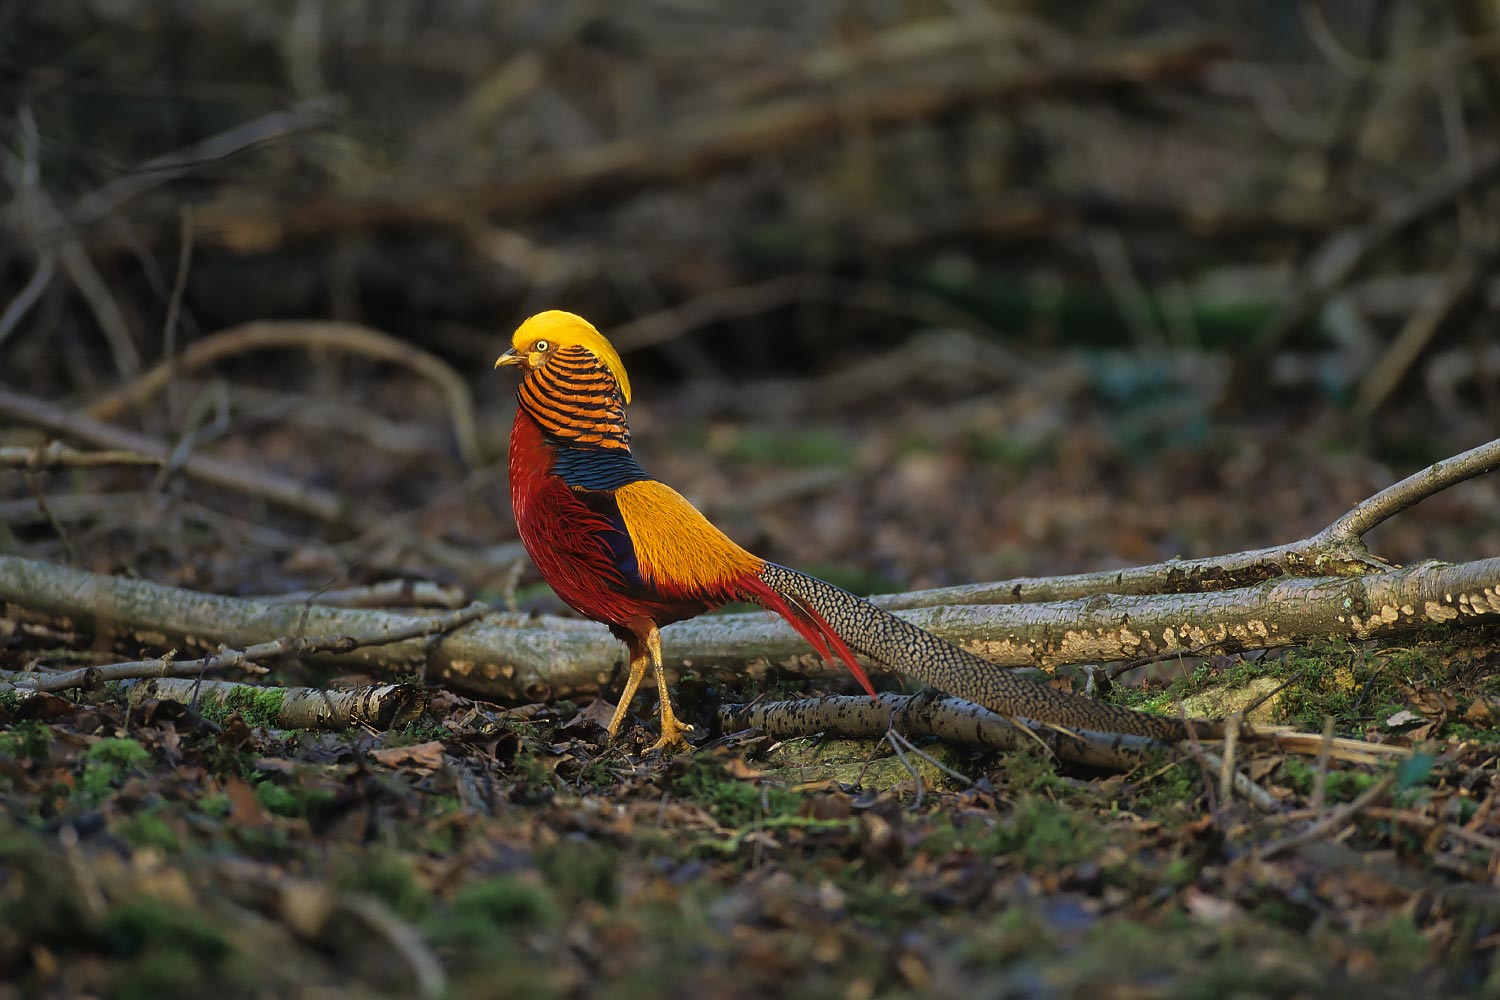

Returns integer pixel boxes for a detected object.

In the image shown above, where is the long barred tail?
[753,562,1211,742]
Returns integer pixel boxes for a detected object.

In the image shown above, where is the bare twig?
[1317,436,1500,542]
[85,320,482,469]
[1247,145,1500,359]
[192,38,1228,244]
[0,250,55,349]
[63,101,339,231]
[160,208,195,426]
[1259,768,1400,859]
[1354,251,1492,417]
[0,443,162,469]
[1198,749,1279,812]
[0,385,354,524]
[257,580,469,610]
[1311,716,1336,811]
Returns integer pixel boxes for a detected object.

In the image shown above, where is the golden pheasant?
[497,310,1212,750]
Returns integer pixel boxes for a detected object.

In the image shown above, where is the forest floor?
[3,354,1500,999]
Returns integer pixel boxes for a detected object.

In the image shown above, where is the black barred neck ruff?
[518,344,631,450]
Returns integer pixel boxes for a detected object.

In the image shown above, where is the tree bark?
[122,677,426,730]
[2,553,1496,705]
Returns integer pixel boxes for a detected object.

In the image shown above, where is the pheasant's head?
[495,310,632,403]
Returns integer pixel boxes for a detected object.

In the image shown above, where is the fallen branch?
[1,553,1496,706]
[872,436,1500,609]
[720,691,1170,771]
[1,602,487,694]
[85,320,482,469]
[121,678,426,731]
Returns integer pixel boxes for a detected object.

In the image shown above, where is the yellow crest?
[510,310,632,403]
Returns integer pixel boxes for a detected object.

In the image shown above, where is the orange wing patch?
[613,480,763,594]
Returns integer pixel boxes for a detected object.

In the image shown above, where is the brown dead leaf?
[1404,685,1459,718]
[562,698,617,732]
[368,739,446,772]
[225,775,269,826]
[1464,697,1500,723]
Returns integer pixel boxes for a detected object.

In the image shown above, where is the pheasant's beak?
[494,348,523,370]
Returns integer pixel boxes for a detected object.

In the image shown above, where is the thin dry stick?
[63,100,337,230]
[1198,750,1278,812]
[0,443,162,468]
[85,320,482,469]
[332,895,446,1000]
[1250,144,1500,358]
[883,729,925,808]
[192,38,1228,244]
[160,207,195,427]
[256,580,469,610]
[1106,642,1212,680]
[1181,717,1221,820]
[1259,769,1399,859]
[0,251,54,348]
[887,726,974,787]
[1218,714,1242,806]
[1311,716,1336,811]
[0,385,353,524]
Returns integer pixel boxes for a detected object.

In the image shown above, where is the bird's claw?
[648,719,695,754]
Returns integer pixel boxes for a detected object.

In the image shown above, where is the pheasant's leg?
[644,626,694,752]
[605,636,651,740]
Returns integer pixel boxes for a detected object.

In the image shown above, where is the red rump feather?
[737,574,878,700]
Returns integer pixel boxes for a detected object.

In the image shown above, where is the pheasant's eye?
[534,340,550,352]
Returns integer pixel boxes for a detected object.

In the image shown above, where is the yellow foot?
[648,718,695,753]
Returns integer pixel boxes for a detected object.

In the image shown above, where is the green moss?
[86,737,150,768]
[254,778,335,818]
[1131,759,1202,815]
[989,796,1106,869]
[217,685,286,727]
[117,808,181,854]
[336,851,429,921]
[0,719,54,758]
[1280,757,1378,802]
[197,793,230,818]
[70,738,154,802]
[104,897,234,1000]
[446,876,560,936]
[668,756,802,827]
[1353,913,1432,979]
[384,717,449,747]
[538,840,618,906]
[962,428,1056,470]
